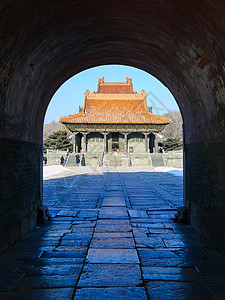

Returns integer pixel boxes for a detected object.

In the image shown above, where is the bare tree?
[161,111,183,139]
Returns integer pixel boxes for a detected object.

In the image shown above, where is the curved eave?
[61,121,170,125]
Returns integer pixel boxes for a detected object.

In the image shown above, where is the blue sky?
[44,65,179,124]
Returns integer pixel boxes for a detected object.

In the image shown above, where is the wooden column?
[155,134,159,153]
[144,133,149,152]
[72,133,76,153]
[82,133,87,153]
[124,133,128,153]
[103,133,108,152]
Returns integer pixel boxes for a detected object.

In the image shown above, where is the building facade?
[60,77,171,166]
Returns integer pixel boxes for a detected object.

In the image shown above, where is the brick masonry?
[0,139,42,253]
[185,139,225,253]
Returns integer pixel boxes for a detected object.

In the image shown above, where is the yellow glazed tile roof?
[60,93,172,125]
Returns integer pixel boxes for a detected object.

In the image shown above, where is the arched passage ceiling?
[0,1,225,144]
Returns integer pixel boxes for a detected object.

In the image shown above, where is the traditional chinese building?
[60,77,171,166]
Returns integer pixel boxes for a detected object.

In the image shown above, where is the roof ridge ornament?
[84,89,90,96]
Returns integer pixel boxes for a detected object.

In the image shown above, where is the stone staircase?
[66,153,77,166]
[150,153,166,166]
[66,152,166,167]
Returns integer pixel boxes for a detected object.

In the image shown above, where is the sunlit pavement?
[0,167,225,299]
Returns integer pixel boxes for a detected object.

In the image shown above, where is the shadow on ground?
[0,170,224,299]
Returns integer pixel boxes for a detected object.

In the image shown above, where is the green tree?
[43,131,73,153]
[159,138,183,152]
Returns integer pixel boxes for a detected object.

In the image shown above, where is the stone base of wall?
[0,139,42,254]
[46,153,66,165]
[185,139,225,254]
[104,154,128,166]
[165,152,183,168]
[83,153,103,167]
[130,153,149,166]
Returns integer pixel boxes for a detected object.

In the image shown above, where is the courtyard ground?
[0,166,225,299]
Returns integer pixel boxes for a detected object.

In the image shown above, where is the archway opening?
[43,65,184,227]
[43,65,182,168]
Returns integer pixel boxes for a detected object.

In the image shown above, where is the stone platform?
[0,167,224,299]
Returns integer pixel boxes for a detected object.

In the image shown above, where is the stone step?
[66,154,77,166]
[150,153,166,167]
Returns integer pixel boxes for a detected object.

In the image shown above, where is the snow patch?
[154,167,183,177]
[43,165,70,178]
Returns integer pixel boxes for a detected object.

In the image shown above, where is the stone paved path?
[1,167,225,299]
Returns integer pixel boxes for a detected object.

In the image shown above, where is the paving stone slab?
[41,251,86,258]
[86,248,139,263]
[15,275,79,290]
[130,218,159,223]
[93,232,133,238]
[201,249,225,264]
[102,199,126,207]
[194,263,225,276]
[0,288,75,299]
[77,264,142,287]
[57,210,78,217]
[138,249,179,259]
[23,257,85,266]
[0,250,43,260]
[0,273,25,291]
[99,208,128,219]
[53,246,88,252]
[71,228,94,234]
[59,239,91,247]
[206,282,225,299]
[46,223,72,230]
[77,210,99,218]
[135,237,165,248]
[96,219,130,225]
[128,210,149,218]
[132,223,164,229]
[0,260,24,272]
[140,257,211,268]
[90,237,135,249]
[95,225,132,233]
[145,281,214,300]
[74,287,147,299]
[18,264,83,276]
[43,230,71,237]
[71,223,96,228]
[62,233,93,240]
[132,227,149,237]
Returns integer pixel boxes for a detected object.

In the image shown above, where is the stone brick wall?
[46,153,67,165]
[83,153,102,167]
[0,139,42,254]
[165,152,183,168]
[128,134,145,153]
[86,133,104,153]
[130,153,149,166]
[185,139,225,253]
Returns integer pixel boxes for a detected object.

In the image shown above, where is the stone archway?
[1,1,225,253]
